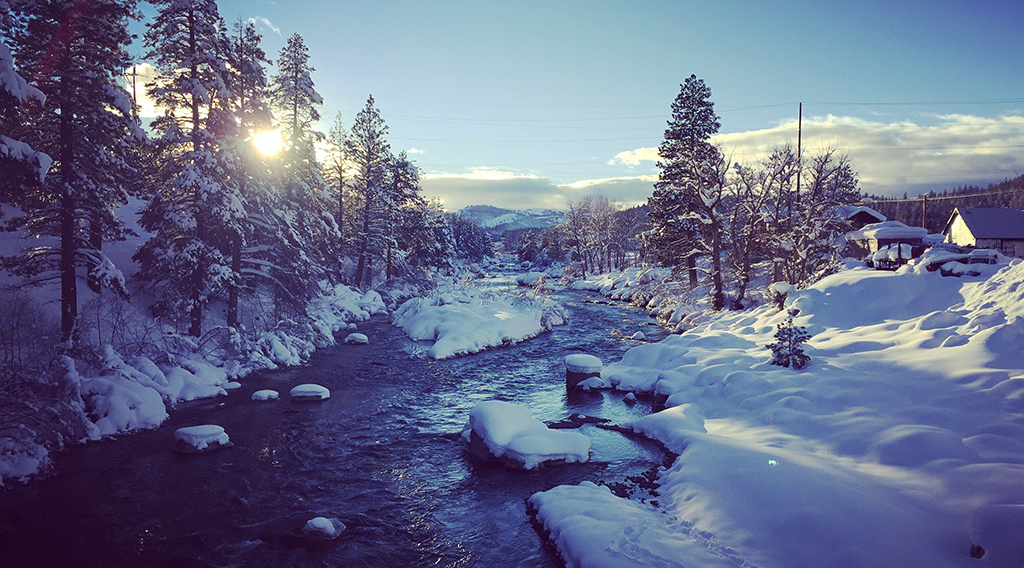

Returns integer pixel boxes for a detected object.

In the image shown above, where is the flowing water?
[0,280,669,568]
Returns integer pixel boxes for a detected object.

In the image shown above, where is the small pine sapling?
[767,308,811,369]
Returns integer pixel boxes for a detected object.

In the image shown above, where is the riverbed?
[0,283,669,567]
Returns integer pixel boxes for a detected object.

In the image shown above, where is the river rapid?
[0,280,670,567]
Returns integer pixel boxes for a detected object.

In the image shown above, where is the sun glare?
[253,129,283,156]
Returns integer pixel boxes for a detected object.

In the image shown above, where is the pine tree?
[135,0,240,337]
[767,308,811,369]
[323,111,349,261]
[383,151,422,280]
[0,2,50,207]
[3,0,140,343]
[649,74,726,308]
[346,95,391,288]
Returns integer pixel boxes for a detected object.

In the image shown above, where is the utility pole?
[922,194,928,230]
[795,102,802,204]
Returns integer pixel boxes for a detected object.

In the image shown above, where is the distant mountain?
[457,205,564,235]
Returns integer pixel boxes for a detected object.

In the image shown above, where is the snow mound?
[290,384,330,401]
[251,390,279,401]
[516,271,547,286]
[393,285,567,359]
[462,401,589,469]
[969,504,1024,566]
[302,516,346,540]
[0,438,49,487]
[173,425,231,453]
[344,332,368,345]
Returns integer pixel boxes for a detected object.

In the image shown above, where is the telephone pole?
[795,102,802,204]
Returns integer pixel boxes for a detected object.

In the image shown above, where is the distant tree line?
[0,0,492,351]
[865,175,1024,234]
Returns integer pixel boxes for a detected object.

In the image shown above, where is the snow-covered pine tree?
[383,151,423,280]
[0,1,50,208]
[224,19,272,329]
[346,95,391,288]
[135,0,241,337]
[323,111,349,261]
[3,0,140,343]
[767,308,811,369]
[448,213,491,263]
[268,32,336,299]
[649,74,728,309]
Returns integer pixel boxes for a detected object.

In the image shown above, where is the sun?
[252,129,283,156]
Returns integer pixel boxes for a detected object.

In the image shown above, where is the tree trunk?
[188,8,203,338]
[686,254,697,289]
[59,75,77,344]
[354,194,372,288]
[710,218,724,310]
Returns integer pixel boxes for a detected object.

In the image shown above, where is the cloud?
[125,62,159,118]
[407,147,427,154]
[608,147,659,166]
[248,16,281,36]
[609,114,1024,197]
[420,169,654,211]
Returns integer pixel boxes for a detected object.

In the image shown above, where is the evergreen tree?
[346,95,391,288]
[135,0,240,337]
[383,151,422,280]
[0,2,50,207]
[3,0,140,343]
[323,111,349,262]
[767,308,811,369]
[649,74,725,307]
[448,214,492,263]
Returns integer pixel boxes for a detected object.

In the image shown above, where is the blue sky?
[139,0,1024,210]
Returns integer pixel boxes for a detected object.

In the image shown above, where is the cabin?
[845,221,929,261]
[838,205,887,230]
[942,207,1024,258]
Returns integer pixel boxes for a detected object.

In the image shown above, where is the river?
[0,280,669,567]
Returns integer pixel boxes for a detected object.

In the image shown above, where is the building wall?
[976,238,1024,258]
[944,217,977,247]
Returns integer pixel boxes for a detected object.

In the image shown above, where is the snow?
[463,401,590,469]
[847,220,928,241]
[302,516,346,539]
[173,425,230,451]
[393,284,567,359]
[251,389,279,401]
[516,271,548,286]
[344,332,368,344]
[290,383,330,401]
[630,331,645,341]
[533,260,1024,568]
[564,354,602,374]
[0,438,49,487]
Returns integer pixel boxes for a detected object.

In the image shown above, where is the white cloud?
[407,147,427,154]
[610,114,1024,197]
[248,16,281,36]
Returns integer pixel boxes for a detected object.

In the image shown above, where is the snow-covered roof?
[943,207,1024,240]
[847,221,928,241]
[837,205,886,223]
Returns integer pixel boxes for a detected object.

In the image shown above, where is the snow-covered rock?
[564,354,602,374]
[462,401,590,469]
[344,332,368,345]
[516,271,547,287]
[630,331,645,341]
[290,384,330,401]
[251,389,279,401]
[301,516,346,540]
[173,425,231,453]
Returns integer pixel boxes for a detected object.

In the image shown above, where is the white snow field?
[463,401,590,469]
[173,425,230,452]
[290,384,330,401]
[534,260,1024,568]
[393,286,567,359]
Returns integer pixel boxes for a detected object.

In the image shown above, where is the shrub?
[767,308,811,369]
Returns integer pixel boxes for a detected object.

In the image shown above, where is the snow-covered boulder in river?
[344,332,369,345]
[302,516,346,540]
[564,353,602,389]
[290,384,330,401]
[462,400,590,469]
[173,425,231,453]
[252,389,279,401]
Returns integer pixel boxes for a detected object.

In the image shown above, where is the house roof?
[847,221,928,241]
[943,207,1024,240]
[837,205,886,223]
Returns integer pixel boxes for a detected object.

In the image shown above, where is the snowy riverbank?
[0,282,387,486]
[532,259,1024,567]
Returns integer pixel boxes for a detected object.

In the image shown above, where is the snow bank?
[535,261,1024,567]
[516,271,547,286]
[393,285,567,359]
[462,401,590,469]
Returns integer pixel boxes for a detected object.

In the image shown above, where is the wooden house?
[942,207,1024,258]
